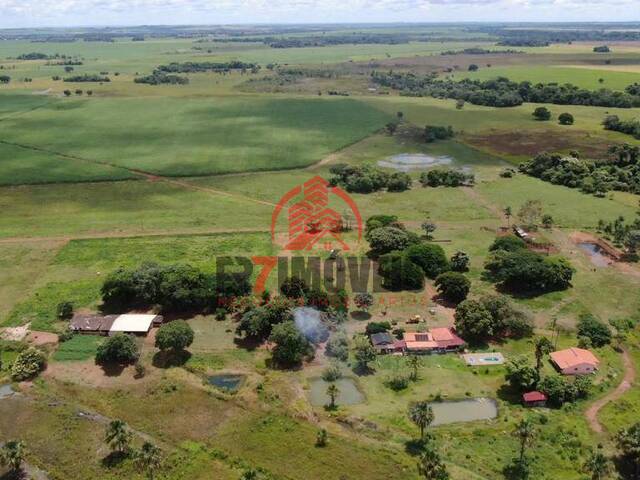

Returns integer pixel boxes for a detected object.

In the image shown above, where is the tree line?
[371,72,640,108]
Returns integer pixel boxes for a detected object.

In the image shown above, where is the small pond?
[0,384,15,399]
[429,398,498,426]
[577,242,612,267]
[378,153,454,172]
[308,377,365,406]
[208,374,245,393]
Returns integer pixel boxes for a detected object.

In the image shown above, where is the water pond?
[208,374,246,393]
[378,153,454,172]
[577,242,612,267]
[308,377,365,406]
[430,398,498,426]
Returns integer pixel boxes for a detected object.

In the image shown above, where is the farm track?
[585,347,636,434]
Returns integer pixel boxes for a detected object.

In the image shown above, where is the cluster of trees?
[484,236,575,294]
[371,72,640,108]
[593,45,611,53]
[101,262,250,313]
[329,164,412,193]
[0,75,10,84]
[519,144,640,196]
[266,33,415,48]
[454,294,533,344]
[10,347,46,381]
[16,52,54,60]
[597,214,640,255]
[64,74,110,82]
[419,169,474,187]
[134,73,189,85]
[156,61,259,74]
[603,114,640,139]
[365,215,471,298]
[424,125,455,143]
[103,419,163,479]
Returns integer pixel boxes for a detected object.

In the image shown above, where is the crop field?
[1,22,640,480]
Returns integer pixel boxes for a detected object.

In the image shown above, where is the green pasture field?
[0,95,391,179]
[450,64,640,91]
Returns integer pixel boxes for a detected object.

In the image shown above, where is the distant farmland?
[0,95,391,182]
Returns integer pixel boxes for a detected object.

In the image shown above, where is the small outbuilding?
[370,332,404,354]
[109,314,161,336]
[550,347,599,375]
[70,314,117,335]
[523,391,547,407]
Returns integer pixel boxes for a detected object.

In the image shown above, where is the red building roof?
[523,391,547,403]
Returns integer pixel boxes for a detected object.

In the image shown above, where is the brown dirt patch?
[44,359,158,389]
[27,330,59,346]
[464,129,616,158]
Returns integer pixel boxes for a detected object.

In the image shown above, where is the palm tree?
[105,419,132,455]
[513,418,535,463]
[534,337,553,374]
[408,401,435,440]
[326,383,339,409]
[583,451,610,480]
[417,444,449,480]
[407,356,421,381]
[136,442,162,480]
[0,440,26,474]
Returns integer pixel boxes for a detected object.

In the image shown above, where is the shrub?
[11,348,46,381]
[280,276,310,299]
[533,107,552,121]
[353,292,374,312]
[577,314,612,347]
[385,372,410,391]
[489,235,527,252]
[56,301,74,320]
[419,169,473,187]
[386,172,412,192]
[558,112,574,125]
[405,243,450,279]
[322,363,343,382]
[155,320,194,352]
[365,321,391,335]
[434,272,470,304]
[325,331,349,361]
[95,334,139,364]
[368,226,418,256]
[450,251,470,272]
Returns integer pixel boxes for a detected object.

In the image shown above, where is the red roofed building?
[404,328,465,354]
[550,348,600,375]
[523,391,547,407]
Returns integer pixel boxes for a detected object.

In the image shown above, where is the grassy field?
[52,335,103,361]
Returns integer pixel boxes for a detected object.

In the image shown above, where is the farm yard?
[1,22,640,480]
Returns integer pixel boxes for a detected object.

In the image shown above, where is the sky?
[0,0,639,29]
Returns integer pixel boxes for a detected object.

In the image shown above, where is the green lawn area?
[52,335,103,361]
[0,95,391,180]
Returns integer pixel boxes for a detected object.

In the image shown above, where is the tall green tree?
[533,337,553,374]
[617,422,640,478]
[105,420,133,455]
[407,355,421,381]
[514,418,536,463]
[408,401,435,440]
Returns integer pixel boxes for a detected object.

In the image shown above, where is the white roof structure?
[109,314,157,334]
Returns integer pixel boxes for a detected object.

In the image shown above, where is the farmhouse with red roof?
[550,347,599,375]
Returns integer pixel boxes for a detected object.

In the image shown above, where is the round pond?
[208,374,246,393]
[378,153,454,172]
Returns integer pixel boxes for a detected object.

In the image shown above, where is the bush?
[558,112,574,125]
[280,276,310,299]
[450,251,470,272]
[95,334,139,365]
[56,301,74,320]
[325,331,349,361]
[385,372,410,391]
[365,321,391,335]
[386,172,412,192]
[11,348,46,381]
[533,106,552,121]
[419,169,474,187]
[155,320,194,352]
[490,235,527,252]
[405,243,450,279]
[322,363,343,382]
[424,125,454,143]
[577,314,612,347]
[434,272,470,304]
